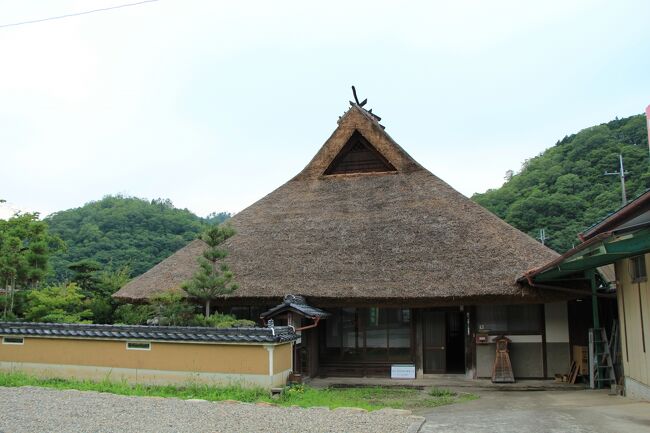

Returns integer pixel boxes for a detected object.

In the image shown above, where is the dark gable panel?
[324,131,396,175]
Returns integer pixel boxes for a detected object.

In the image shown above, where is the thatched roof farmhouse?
[115,104,558,305]
[114,102,571,380]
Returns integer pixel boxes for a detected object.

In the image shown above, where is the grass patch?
[0,371,267,402]
[429,387,456,397]
[0,371,477,411]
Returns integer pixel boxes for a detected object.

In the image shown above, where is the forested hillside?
[46,196,229,281]
[473,114,649,253]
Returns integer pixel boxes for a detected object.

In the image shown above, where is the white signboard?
[391,364,415,379]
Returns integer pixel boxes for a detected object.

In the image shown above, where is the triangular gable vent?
[324,131,397,175]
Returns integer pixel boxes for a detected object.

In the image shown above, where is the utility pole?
[538,228,549,246]
[604,154,629,206]
[645,104,650,161]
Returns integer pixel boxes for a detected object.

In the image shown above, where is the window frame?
[476,304,544,335]
[320,307,414,363]
[2,336,24,345]
[126,341,151,351]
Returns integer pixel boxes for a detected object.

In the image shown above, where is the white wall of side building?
[615,254,650,400]
[544,302,570,377]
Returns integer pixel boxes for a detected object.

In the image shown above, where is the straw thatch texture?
[115,106,559,304]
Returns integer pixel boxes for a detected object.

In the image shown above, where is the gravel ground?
[0,387,422,433]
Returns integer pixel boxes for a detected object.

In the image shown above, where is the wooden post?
[541,304,548,379]
[414,309,424,378]
[464,306,476,379]
[308,327,319,378]
[589,328,595,389]
[588,269,600,330]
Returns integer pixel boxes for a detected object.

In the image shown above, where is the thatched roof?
[114,105,560,305]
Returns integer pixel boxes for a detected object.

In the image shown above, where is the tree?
[45,195,212,281]
[151,293,196,326]
[113,303,155,325]
[24,283,93,323]
[0,213,61,319]
[68,259,102,293]
[182,225,238,316]
[204,211,232,225]
[473,113,650,252]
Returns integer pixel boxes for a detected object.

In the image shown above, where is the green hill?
[473,114,650,253]
[46,195,229,281]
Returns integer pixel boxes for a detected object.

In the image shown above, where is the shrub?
[113,304,155,325]
[24,283,93,323]
[191,313,256,328]
[151,293,196,326]
[88,297,115,324]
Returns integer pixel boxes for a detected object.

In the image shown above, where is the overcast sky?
[1,0,649,219]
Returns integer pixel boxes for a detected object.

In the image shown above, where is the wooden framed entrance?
[423,311,446,373]
[422,308,466,374]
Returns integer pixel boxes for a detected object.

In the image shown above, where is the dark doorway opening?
[422,308,465,374]
[445,310,465,373]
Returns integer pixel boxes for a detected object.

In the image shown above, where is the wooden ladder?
[589,326,617,389]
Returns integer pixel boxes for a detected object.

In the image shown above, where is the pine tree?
[0,213,61,319]
[182,225,238,316]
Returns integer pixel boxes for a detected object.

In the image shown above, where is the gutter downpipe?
[524,274,615,300]
[295,316,321,332]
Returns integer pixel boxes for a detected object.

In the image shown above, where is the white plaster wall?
[544,302,570,343]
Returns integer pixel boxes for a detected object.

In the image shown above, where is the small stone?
[185,398,207,403]
[333,406,367,413]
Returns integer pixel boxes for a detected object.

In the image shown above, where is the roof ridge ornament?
[350,85,382,122]
[350,85,367,107]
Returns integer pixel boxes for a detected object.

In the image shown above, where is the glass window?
[476,305,508,332]
[388,309,411,361]
[365,308,388,361]
[506,305,541,332]
[321,308,413,363]
[476,305,542,333]
[341,308,362,361]
[325,309,341,353]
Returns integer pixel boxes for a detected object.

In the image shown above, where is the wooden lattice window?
[324,131,396,175]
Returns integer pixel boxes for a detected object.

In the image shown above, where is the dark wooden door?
[423,311,446,373]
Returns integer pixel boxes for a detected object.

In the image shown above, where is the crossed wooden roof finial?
[350,86,381,122]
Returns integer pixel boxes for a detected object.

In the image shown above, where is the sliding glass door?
[321,307,413,364]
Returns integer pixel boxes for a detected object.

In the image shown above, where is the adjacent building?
[525,190,650,399]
